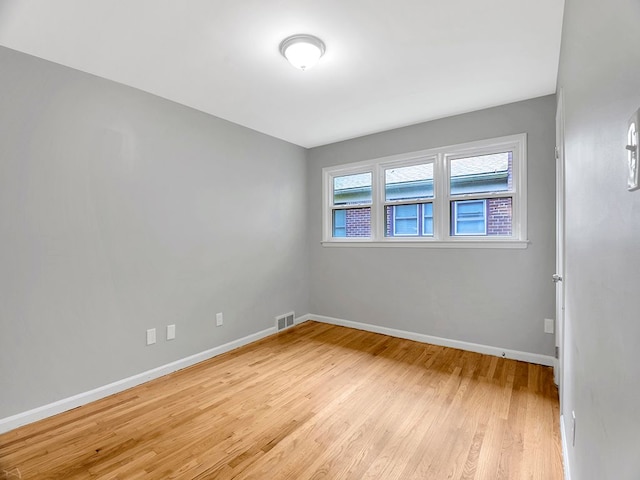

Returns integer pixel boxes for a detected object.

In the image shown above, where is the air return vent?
[275,311,295,331]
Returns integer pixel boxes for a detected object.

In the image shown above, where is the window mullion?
[434,153,448,241]
[372,166,382,240]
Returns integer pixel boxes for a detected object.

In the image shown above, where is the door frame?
[554,89,566,406]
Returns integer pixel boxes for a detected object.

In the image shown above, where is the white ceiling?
[0,1,564,148]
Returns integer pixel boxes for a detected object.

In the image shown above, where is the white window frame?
[381,157,436,239]
[321,133,528,249]
[325,164,375,243]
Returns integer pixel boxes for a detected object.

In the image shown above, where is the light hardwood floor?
[0,321,563,479]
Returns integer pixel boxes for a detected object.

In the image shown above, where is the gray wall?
[0,47,309,418]
[307,96,557,356]
[558,0,640,477]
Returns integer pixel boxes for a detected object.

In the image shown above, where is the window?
[448,152,513,237]
[383,162,434,238]
[333,210,346,237]
[322,134,527,248]
[331,172,372,238]
[452,200,486,235]
[386,203,434,236]
[393,204,418,235]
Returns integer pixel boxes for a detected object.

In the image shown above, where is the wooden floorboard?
[0,321,563,479]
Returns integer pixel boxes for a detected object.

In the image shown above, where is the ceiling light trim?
[279,34,326,71]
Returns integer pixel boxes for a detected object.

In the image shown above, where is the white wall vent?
[276,311,295,331]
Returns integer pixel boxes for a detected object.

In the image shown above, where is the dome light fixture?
[279,34,326,71]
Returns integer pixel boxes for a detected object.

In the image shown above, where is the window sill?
[320,240,529,249]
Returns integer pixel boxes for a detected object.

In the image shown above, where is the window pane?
[333,207,371,237]
[450,152,512,195]
[423,203,433,235]
[395,204,418,218]
[333,210,346,237]
[333,172,372,206]
[450,198,512,236]
[385,163,434,201]
[385,203,432,237]
[452,200,486,235]
[394,204,418,235]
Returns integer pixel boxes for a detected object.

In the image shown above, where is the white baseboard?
[308,314,555,367]
[0,324,285,434]
[561,414,572,480]
[294,313,312,325]
[0,312,554,434]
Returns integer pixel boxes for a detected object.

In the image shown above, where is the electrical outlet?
[544,318,554,334]
[146,328,156,345]
[216,312,223,327]
[167,324,176,340]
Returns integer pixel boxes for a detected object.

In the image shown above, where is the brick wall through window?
[487,198,512,236]
[345,208,371,237]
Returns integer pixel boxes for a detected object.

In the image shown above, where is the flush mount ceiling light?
[279,34,326,71]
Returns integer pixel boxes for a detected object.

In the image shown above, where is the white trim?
[321,240,529,249]
[0,322,303,434]
[295,313,313,325]
[561,414,572,480]
[308,314,554,366]
[555,89,566,401]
